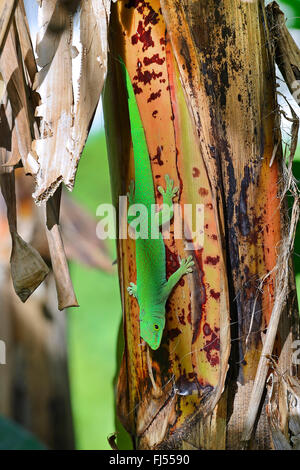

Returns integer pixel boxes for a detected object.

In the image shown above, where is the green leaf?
[0,416,46,450]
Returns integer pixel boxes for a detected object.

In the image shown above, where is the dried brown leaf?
[45,186,78,310]
[0,15,38,173]
[0,70,5,102]
[0,0,17,51]
[32,0,114,204]
[266,361,300,450]
[32,0,74,202]
[10,231,49,302]
[267,2,300,108]
[0,172,49,302]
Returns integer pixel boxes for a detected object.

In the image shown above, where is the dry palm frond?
[0,171,49,302]
[0,0,18,51]
[32,0,114,204]
[267,2,300,107]
[0,1,114,307]
[266,356,300,450]
[0,7,49,302]
[0,13,38,173]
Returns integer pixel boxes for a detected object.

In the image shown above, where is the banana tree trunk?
[103,0,299,450]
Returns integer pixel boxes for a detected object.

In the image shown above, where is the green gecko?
[122,62,194,350]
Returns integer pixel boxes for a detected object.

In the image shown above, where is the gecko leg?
[162,256,194,301]
[127,282,138,299]
[156,175,179,227]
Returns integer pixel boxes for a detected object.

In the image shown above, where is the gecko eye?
[153,324,159,331]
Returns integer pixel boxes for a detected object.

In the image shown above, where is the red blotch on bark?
[210,289,220,300]
[143,53,165,66]
[203,322,212,336]
[168,328,181,340]
[147,90,161,102]
[152,146,164,166]
[133,83,142,94]
[204,256,220,266]
[204,331,220,366]
[192,167,200,177]
[178,308,186,326]
[131,21,154,52]
[198,187,209,196]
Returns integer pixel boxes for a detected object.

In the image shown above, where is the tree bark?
[104,0,299,450]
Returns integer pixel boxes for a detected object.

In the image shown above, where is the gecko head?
[140,310,165,351]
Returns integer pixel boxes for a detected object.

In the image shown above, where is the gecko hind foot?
[127,282,137,298]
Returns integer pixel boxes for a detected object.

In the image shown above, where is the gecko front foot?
[180,256,194,274]
[127,282,138,298]
[158,174,179,203]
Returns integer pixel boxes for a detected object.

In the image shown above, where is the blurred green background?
[68,134,131,450]
[66,1,300,451]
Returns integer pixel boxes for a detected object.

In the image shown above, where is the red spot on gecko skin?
[152,110,158,118]
[211,234,218,240]
[198,187,209,196]
[206,203,213,210]
[143,54,165,66]
[204,255,220,265]
[192,167,200,177]
[147,90,161,102]
[160,37,166,45]
[210,289,220,300]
